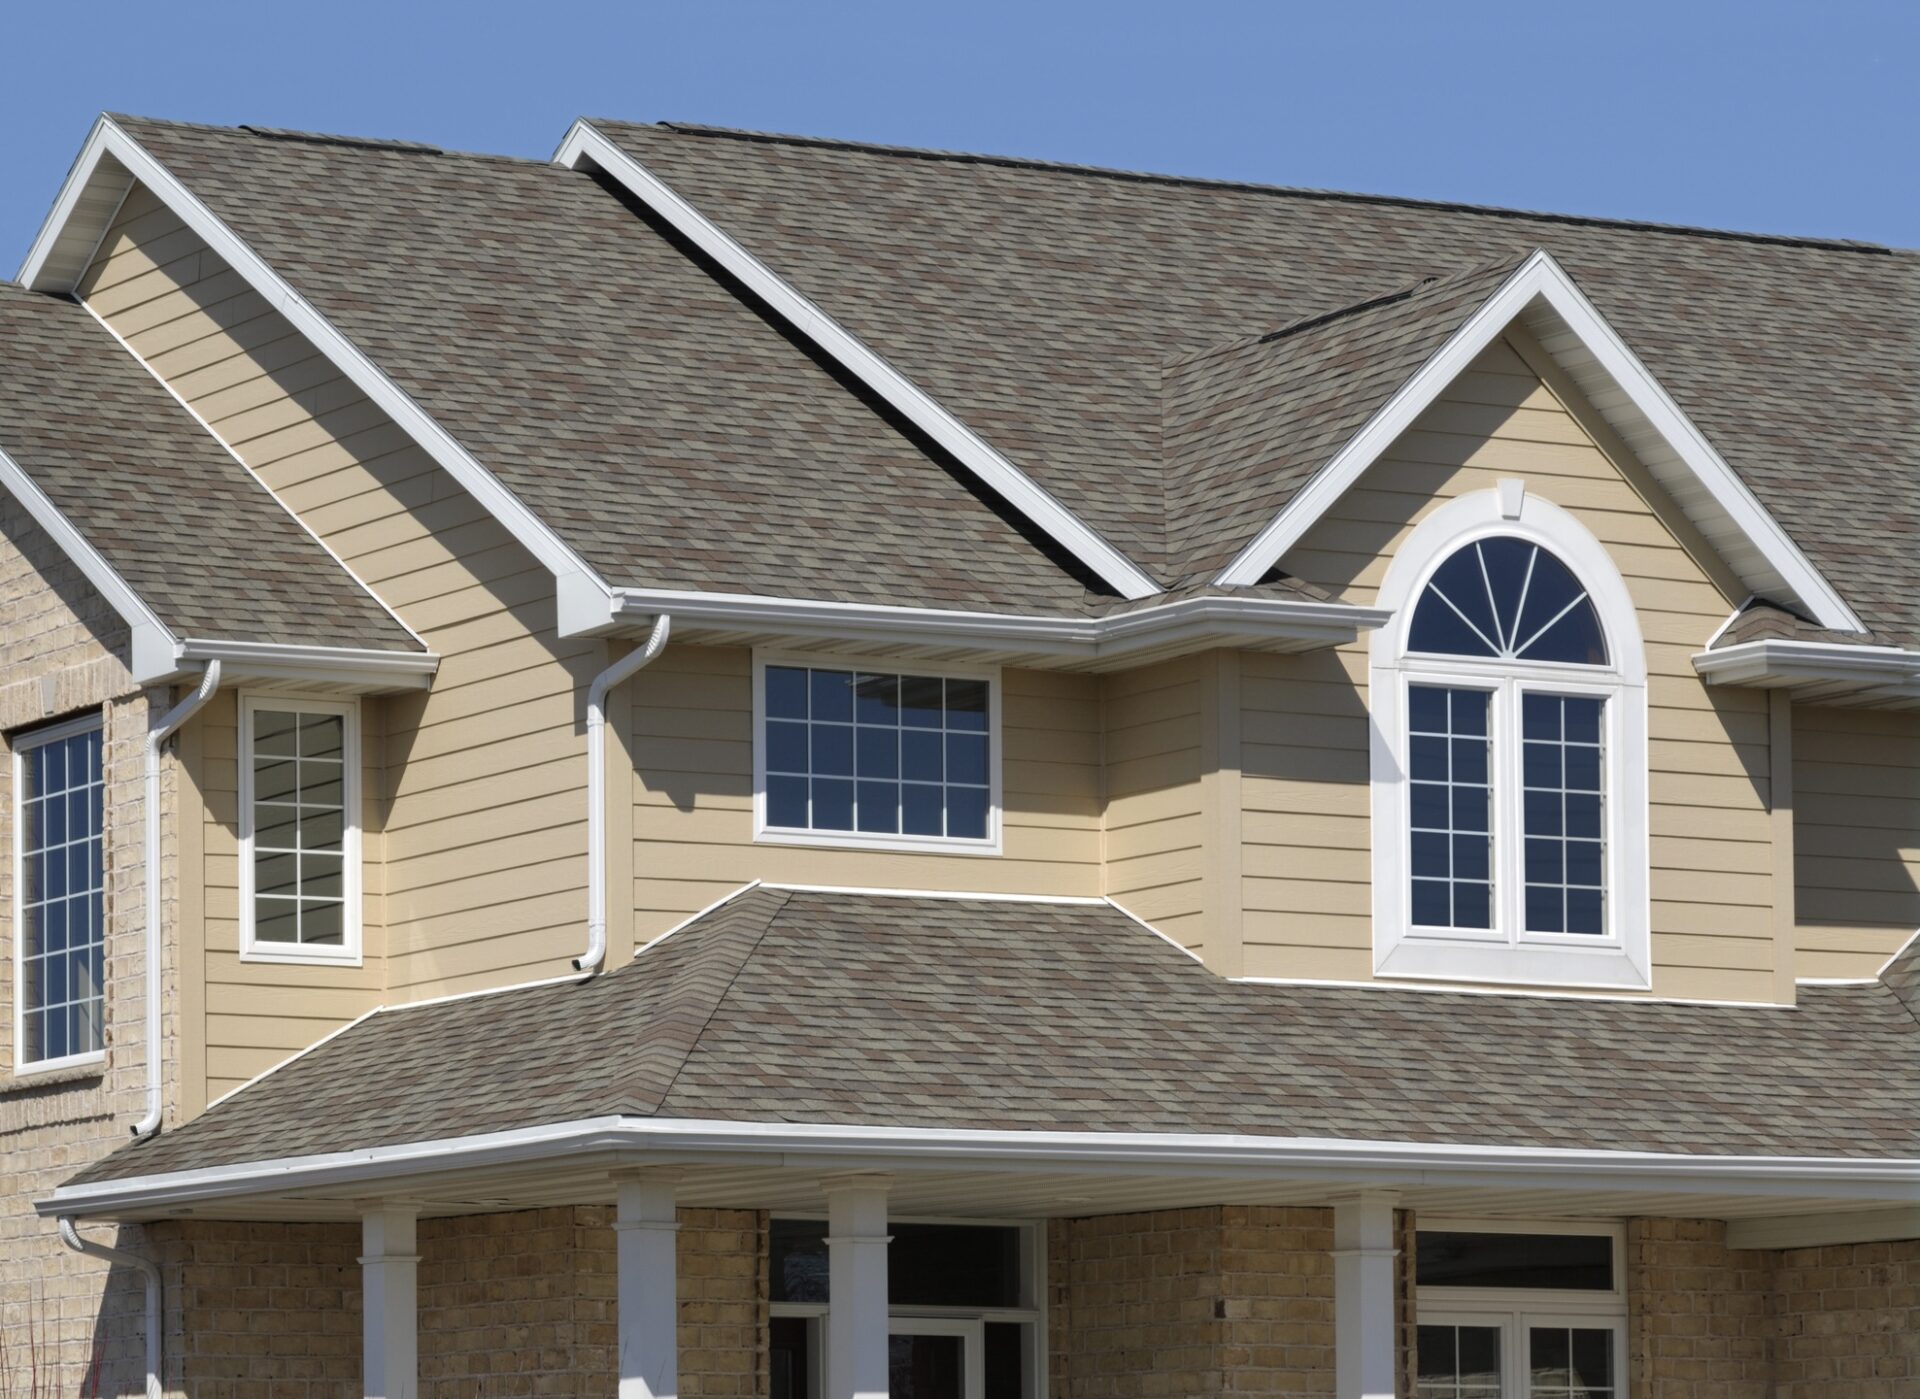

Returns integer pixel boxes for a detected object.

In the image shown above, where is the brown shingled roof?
[595,122,1920,639]
[0,284,418,653]
[68,887,1920,1188]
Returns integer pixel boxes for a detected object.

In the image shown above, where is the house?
[0,111,1916,1399]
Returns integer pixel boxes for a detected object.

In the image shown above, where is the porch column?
[823,1173,893,1399]
[616,1168,683,1399]
[1332,1192,1400,1399]
[360,1203,419,1399]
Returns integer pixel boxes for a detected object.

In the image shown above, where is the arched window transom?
[1408,537,1607,666]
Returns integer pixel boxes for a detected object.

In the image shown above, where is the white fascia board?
[1693,639,1920,695]
[41,1114,1920,1219]
[175,638,440,691]
[554,121,1161,604]
[22,117,613,619]
[0,441,178,681]
[610,587,1388,663]
[1215,251,1865,635]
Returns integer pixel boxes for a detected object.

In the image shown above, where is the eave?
[601,588,1390,671]
[1693,639,1920,709]
[40,1114,1920,1226]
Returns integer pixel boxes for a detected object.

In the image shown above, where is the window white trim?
[752,651,1004,856]
[11,710,108,1076]
[1372,488,1651,989]
[238,694,363,966]
[1416,1219,1628,1399]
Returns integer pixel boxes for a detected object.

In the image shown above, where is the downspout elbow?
[59,1218,162,1399]
[576,615,671,973]
[134,660,222,1139]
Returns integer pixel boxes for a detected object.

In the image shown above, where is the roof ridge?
[640,121,1903,256]
[609,886,790,1118]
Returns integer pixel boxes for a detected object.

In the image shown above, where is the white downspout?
[59,1218,162,1399]
[574,616,670,973]
[132,661,221,1138]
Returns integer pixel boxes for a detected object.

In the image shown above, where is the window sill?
[8,1052,106,1090]
[754,826,1003,858]
[239,944,364,968]
[1377,935,1650,991]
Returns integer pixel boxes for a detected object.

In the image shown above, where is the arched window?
[1371,486,1649,989]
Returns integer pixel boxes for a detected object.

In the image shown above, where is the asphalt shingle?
[69,887,1920,1186]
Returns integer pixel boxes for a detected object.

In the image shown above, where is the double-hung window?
[240,696,360,963]
[754,656,1000,853]
[12,713,105,1072]
[1372,489,1649,989]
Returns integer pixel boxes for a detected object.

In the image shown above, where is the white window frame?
[752,651,1003,856]
[1371,487,1650,990]
[1415,1218,1628,1399]
[238,693,362,966]
[10,710,107,1076]
[769,1215,1046,1399]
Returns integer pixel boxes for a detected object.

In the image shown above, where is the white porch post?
[616,1168,683,1399]
[360,1203,420,1399]
[823,1173,893,1399]
[1332,1192,1401,1399]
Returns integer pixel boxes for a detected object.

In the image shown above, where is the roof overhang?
[1694,639,1920,709]
[20,115,620,632]
[43,1114,1920,1225]
[598,587,1389,670]
[554,119,1162,604]
[1215,250,1867,636]
[0,441,438,693]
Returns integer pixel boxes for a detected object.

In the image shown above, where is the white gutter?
[608,588,1389,668]
[1693,639,1920,700]
[42,1115,1920,1220]
[59,1218,161,1399]
[133,661,222,1138]
[574,615,672,973]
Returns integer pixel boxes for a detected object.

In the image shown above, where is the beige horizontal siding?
[1098,657,1208,954]
[1792,705,1920,978]
[631,648,1103,940]
[1262,335,1774,1000]
[82,184,612,1074]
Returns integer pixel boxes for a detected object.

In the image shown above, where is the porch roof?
[68,887,1920,1195]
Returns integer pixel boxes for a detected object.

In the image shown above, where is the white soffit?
[553,120,1162,603]
[18,116,616,633]
[1215,250,1865,635]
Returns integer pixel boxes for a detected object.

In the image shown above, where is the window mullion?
[1496,678,1522,948]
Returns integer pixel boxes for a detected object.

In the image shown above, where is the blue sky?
[3,0,1915,270]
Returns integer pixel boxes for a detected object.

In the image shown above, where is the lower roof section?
[61,887,1920,1210]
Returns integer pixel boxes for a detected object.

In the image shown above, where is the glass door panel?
[1417,1323,1505,1398]
[1526,1325,1617,1397]
[889,1319,984,1399]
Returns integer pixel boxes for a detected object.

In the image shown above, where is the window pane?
[1520,694,1607,936]
[1410,539,1608,665]
[762,666,992,842]
[18,720,106,1062]
[1407,686,1492,929]
[248,708,351,952]
[1418,1324,1503,1398]
[770,1317,815,1399]
[769,1220,1023,1309]
[1416,1231,1615,1290]
[769,1220,829,1303]
[1527,1325,1617,1397]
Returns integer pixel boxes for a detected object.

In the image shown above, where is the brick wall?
[1627,1218,1775,1396]
[0,498,161,1399]
[1771,1238,1920,1398]
[1048,1204,1417,1398]
[145,1207,765,1399]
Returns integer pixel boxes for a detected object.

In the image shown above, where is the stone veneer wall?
[1627,1219,1920,1398]
[147,1208,766,1399]
[0,498,160,1399]
[1770,1237,1920,1398]
[1047,1205,1418,1398]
